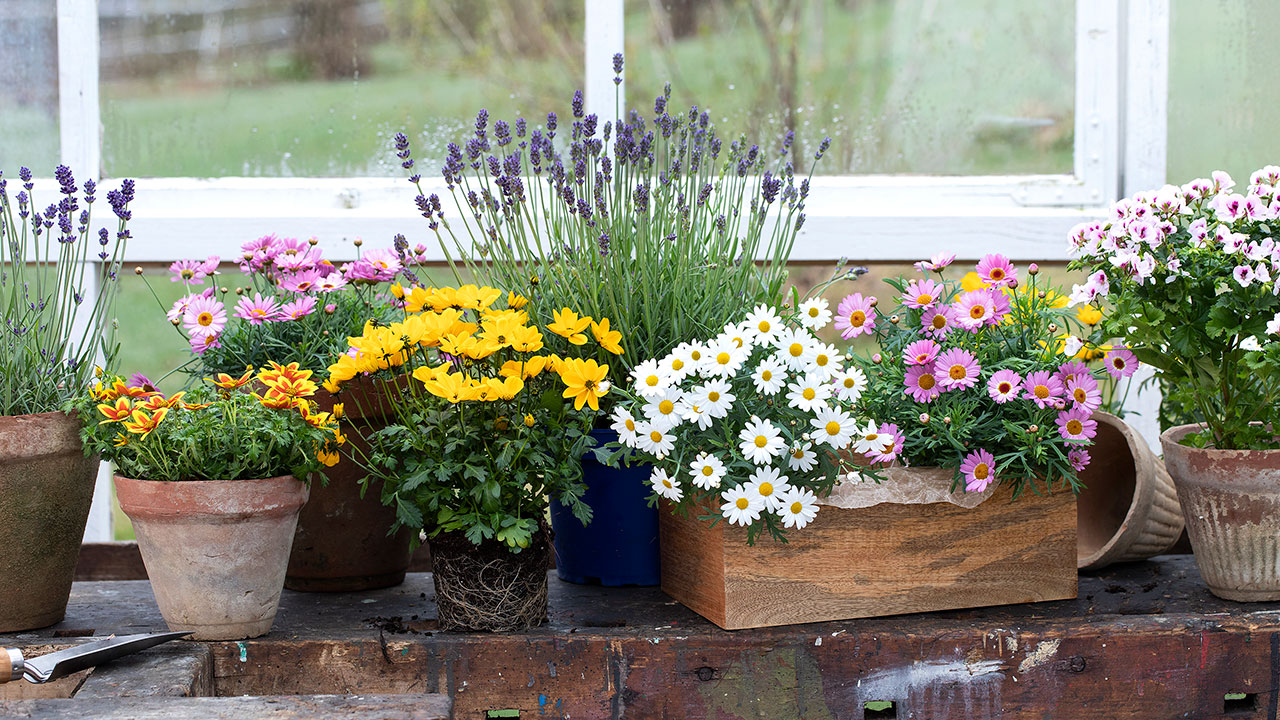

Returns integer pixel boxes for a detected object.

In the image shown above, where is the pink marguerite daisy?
[865,423,903,465]
[1105,347,1139,379]
[933,348,981,391]
[1066,375,1102,412]
[280,296,317,320]
[953,289,998,331]
[169,259,208,286]
[921,305,956,339]
[275,247,322,274]
[280,269,324,294]
[975,253,1017,287]
[1056,361,1090,387]
[189,332,221,355]
[1056,406,1098,443]
[960,449,997,492]
[833,293,877,339]
[235,293,281,325]
[904,363,941,403]
[1068,448,1091,472]
[1024,370,1065,409]
[987,369,1022,404]
[902,278,942,309]
[902,339,940,366]
[182,295,226,337]
[914,252,956,273]
[315,274,348,293]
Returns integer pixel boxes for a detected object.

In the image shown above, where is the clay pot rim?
[115,473,304,485]
[115,474,309,520]
[1160,423,1280,457]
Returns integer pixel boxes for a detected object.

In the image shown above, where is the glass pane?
[0,0,59,171]
[100,1,585,178]
[1167,0,1280,185]
[625,0,1075,176]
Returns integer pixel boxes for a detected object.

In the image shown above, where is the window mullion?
[56,0,101,177]
[583,0,624,123]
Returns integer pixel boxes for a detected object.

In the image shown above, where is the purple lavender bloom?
[761,172,781,205]
[19,167,33,190]
[654,94,667,117]
[612,52,623,81]
[54,165,75,196]
[487,155,502,177]
[816,136,832,160]
[572,90,584,119]
[494,120,511,147]
[83,178,96,202]
[474,109,489,138]
[515,117,527,138]
[583,114,598,138]
[598,232,610,256]
[546,112,557,138]
[503,154,521,177]
[633,182,650,214]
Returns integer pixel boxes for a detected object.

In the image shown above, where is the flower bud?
[919,413,930,424]
[220,287,229,294]
[889,314,899,325]
[1037,291,1047,299]
[235,287,245,295]
[1028,424,1039,433]
[134,266,143,275]
[868,297,879,308]
[1028,263,1040,275]
[308,237,319,246]
[325,303,337,314]
[943,416,952,425]
[1047,323,1058,333]
[1008,278,1018,289]
[872,353,882,364]
[352,238,363,247]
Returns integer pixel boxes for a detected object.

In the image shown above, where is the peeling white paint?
[1017,639,1061,674]
[815,637,822,646]
[1004,635,1018,656]
[853,658,1005,720]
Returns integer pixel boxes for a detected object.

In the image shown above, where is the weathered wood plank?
[74,542,147,582]
[0,693,450,719]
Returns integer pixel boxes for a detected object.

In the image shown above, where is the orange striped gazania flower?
[123,408,168,437]
[258,361,312,387]
[96,397,132,424]
[209,367,255,390]
[255,388,303,410]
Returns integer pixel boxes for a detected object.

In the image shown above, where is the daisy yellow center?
[807,308,819,317]
[762,370,773,381]
[1073,388,1087,403]
[717,352,731,364]
[658,400,674,414]
[650,430,663,443]
[793,449,806,459]
[789,343,803,357]
[702,466,714,476]
[733,337,744,348]
[1034,385,1050,399]
[881,439,895,453]
[754,435,768,448]
[974,463,990,480]
[850,311,866,327]
[690,350,702,361]
[970,306,986,320]
[790,501,804,514]
[645,375,660,387]
[990,268,1005,281]
[932,314,947,329]
[663,478,674,489]
[948,365,966,380]
[865,433,878,441]
[708,391,720,402]
[816,354,829,366]
[197,312,214,326]
[625,419,636,431]
[998,382,1012,394]
[735,497,750,510]
[843,378,856,388]
[672,359,685,371]
[759,482,774,496]
[916,293,933,305]
[802,388,816,400]
[757,321,771,333]
[181,269,195,279]
[825,421,841,435]
[1066,419,1084,435]
[915,353,930,363]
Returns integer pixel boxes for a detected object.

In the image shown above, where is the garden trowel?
[1,631,191,683]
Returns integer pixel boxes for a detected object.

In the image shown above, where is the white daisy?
[634,421,676,458]
[679,401,716,430]
[742,304,784,344]
[720,486,764,526]
[746,466,792,511]
[692,378,736,417]
[737,416,785,465]
[852,419,882,454]
[610,407,640,447]
[785,373,832,412]
[688,452,727,490]
[787,442,818,473]
[716,322,756,354]
[832,367,868,403]
[657,349,694,383]
[775,488,820,530]
[650,467,683,502]
[751,357,788,395]
[630,359,670,398]
[773,327,816,371]
[798,298,832,330]
[681,342,709,373]
[702,337,747,379]
[807,343,845,380]
[642,387,685,428]
[811,406,858,448]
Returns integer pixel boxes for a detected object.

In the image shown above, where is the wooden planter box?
[659,480,1077,629]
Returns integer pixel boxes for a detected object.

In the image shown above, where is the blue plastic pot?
[549,428,660,586]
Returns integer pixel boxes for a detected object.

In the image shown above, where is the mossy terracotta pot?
[285,383,413,593]
[116,474,308,640]
[0,411,99,632]
[1076,412,1184,570]
[1162,424,1280,601]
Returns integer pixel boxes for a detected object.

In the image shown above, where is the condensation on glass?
[626,0,1075,176]
[100,0,585,178]
[1168,0,1280,185]
[0,0,60,172]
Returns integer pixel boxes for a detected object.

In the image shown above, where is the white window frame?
[50,0,1170,539]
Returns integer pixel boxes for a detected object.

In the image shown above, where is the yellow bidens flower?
[961,272,990,292]
[548,308,592,345]
[1076,304,1103,326]
[591,318,624,356]
[559,358,610,411]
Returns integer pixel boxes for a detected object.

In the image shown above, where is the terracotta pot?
[1162,424,1280,601]
[1076,412,1184,570]
[116,474,309,640]
[429,525,550,632]
[0,412,99,632]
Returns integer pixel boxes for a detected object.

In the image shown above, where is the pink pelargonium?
[235,293,281,325]
[865,423,903,465]
[343,249,401,284]
[1056,361,1090,387]
[903,363,940,403]
[182,295,226,337]
[975,253,1017,287]
[902,278,942,310]
[1056,406,1098,443]
[833,293,877,339]
[933,348,981,391]
[240,235,280,273]
[189,332,222,355]
[960,449,997,493]
[1068,448,1092,472]
[315,273,348,293]
[275,247,324,274]
[902,339,940,366]
[280,296,317,320]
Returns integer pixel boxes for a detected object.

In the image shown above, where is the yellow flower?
[548,308,592,345]
[523,413,535,427]
[139,392,185,412]
[332,403,344,419]
[508,291,529,309]
[480,313,526,348]
[591,318,624,355]
[486,375,525,401]
[508,324,544,353]
[423,372,481,404]
[123,408,168,437]
[264,376,319,399]
[499,355,550,380]
[112,432,130,448]
[559,358,610,411]
[210,367,255,390]
[412,363,452,387]
[97,397,132,424]
[255,388,304,410]
[1077,304,1103,326]
[961,272,990,292]
[494,416,510,431]
[318,446,340,467]
[389,284,406,300]
[258,361,312,388]
[455,284,503,311]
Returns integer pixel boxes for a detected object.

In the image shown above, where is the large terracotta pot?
[1162,424,1280,601]
[430,524,551,632]
[0,412,99,632]
[285,384,413,592]
[116,474,308,640]
[1076,412,1184,570]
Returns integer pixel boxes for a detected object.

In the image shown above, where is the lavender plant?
[0,166,134,416]
[393,55,827,379]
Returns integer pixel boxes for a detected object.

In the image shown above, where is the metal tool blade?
[23,631,192,683]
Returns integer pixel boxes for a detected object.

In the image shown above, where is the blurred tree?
[293,0,372,80]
